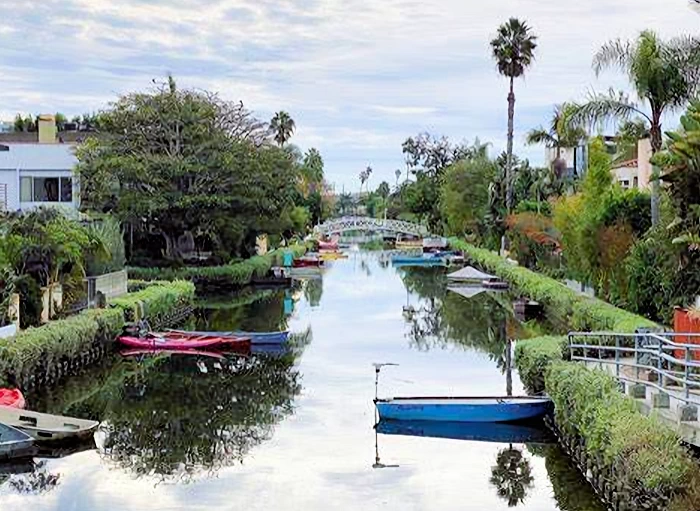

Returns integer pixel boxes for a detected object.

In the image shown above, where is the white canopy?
[447,266,497,281]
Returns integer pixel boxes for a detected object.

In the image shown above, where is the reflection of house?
[0,115,80,212]
[545,137,652,190]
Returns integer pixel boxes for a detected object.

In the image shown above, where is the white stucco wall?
[0,168,18,210]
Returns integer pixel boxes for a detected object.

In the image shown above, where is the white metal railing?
[314,216,429,237]
[568,331,700,406]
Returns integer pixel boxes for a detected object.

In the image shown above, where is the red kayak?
[117,332,250,351]
[0,388,25,409]
[319,240,339,251]
[293,258,324,268]
[120,348,228,360]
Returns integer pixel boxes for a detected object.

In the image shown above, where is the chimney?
[38,114,57,144]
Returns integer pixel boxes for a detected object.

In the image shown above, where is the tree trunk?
[506,77,516,212]
[650,116,663,228]
[505,339,513,397]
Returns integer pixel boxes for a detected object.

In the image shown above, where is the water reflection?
[491,446,534,507]
[0,460,60,495]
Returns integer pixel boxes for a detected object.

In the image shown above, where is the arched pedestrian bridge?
[314,216,429,237]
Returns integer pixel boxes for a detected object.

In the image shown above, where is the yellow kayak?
[319,252,348,260]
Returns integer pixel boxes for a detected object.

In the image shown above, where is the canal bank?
[450,238,700,510]
[1,252,608,511]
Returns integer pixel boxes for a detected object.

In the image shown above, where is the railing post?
[685,346,691,401]
[657,335,664,389]
[615,336,620,380]
[635,335,640,382]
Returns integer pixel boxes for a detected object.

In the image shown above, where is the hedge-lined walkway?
[127,244,309,291]
[450,238,700,510]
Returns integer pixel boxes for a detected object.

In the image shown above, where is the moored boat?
[318,240,339,251]
[0,389,25,409]
[0,423,34,460]
[120,348,229,359]
[293,257,325,268]
[118,332,250,351]
[0,406,100,442]
[374,396,553,423]
[391,254,446,267]
[167,329,288,344]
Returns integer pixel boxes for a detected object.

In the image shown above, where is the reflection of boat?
[0,389,25,409]
[0,407,100,442]
[0,423,34,461]
[167,329,288,344]
[293,256,325,268]
[374,396,553,422]
[250,343,291,356]
[318,252,347,261]
[375,419,555,444]
[120,348,229,359]
[118,332,250,351]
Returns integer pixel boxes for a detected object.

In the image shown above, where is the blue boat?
[391,255,446,267]
[167,329,288,344]
[374,396,552,423]
[375,419,555,444]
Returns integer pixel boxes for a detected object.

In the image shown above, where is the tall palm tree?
[526,104,587,175]
[491,18,538,212]
[359,170,368,195]
[270,111,296,147]
[365,165,373,193]
[395,169,401,190]
[568,30,700,226]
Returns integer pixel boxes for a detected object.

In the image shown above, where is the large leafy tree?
[270,111,296,147]
[568,30,700,226]
[78,77,298,262]
[490,18,538,211]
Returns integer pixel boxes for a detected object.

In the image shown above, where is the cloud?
[0,0,697,189]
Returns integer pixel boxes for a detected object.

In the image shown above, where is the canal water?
[0,252,605,510]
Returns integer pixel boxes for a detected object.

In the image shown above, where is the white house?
[0,115,80,213]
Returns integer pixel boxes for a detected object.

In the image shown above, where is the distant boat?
[391,254,446,267]
[376,419,555,444]
[293,256,325,268]
[118,332,250,351]
[0,423,34,461]
[0,407,99,442]
[0,389,25,409]
[167,329,288,344]
[318,240,339,251]
[375,396,553,423]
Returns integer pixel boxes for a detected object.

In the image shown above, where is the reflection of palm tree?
[490,446,534,507]
[8,461,60,495]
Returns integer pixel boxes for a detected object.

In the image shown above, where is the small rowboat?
[120,348,229,360]
[375,419,555,444]
[118,332,250,351]
[391,255,446,267]
[293,258,325,268]
[0,423,34,460]
[374,396,553,423]
[0,389,25,409]
[0,406,99,442]
[318,252,347,261]
[318,240,339,251]
[167,329,288,344]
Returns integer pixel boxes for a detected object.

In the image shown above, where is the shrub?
[14,275,43,328]
[85,216,126,276]
[514,336,567,393]
[111,280,195,324]
[546,363,700,507]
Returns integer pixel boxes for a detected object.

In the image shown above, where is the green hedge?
[127,245,309,289]
[546,363,700,509]
[514,336,568,393]
[0,308,123,386]
[111,280,195,324]
[449,238,658,332]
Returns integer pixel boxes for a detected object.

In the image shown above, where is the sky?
[0,0,699,192]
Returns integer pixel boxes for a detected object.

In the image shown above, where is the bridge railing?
[314,216,429,236]
[568,331,700,407]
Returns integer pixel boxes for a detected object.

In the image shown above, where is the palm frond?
[568,89,651,131]
[525,128,556,147]
[593,39,633,76]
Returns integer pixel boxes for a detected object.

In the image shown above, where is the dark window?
[60,177,72,202]
[34,177,59,202]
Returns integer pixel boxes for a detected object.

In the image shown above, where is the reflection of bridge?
[314,217,429,237]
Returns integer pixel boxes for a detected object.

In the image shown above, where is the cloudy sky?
[1,0,699,191]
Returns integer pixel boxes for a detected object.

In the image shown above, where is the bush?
[546,363,700,507]
[14,275,42,328]
[449,238,657,332]
[514,336,567,393]
[111,280,195,324]
[127,244,309,289]
[85,217,126,276]
[0,308,122,386]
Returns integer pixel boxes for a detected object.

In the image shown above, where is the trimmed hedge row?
[0,280,196,387]
[449,238,658,332]
[514,336,568,393]
[127,245,309,289]
[547,363,700,510]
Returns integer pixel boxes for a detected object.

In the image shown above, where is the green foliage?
[449,238,657,332]
[440,157,497,238]
[546,363,700,506]
[490,18,538,80]
[111,280,195,324]
[13,275,42,329]
[127,245,308,290]
[85,217,126,276]
[514,336,567,393]
[270,111,296,146]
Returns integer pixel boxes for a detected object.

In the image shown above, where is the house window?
[633,176,639,189]
[21,176,73,203]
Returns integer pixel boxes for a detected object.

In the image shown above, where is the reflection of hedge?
[127,244,309,291]
[547,363,700,510]
[449,239,657,332]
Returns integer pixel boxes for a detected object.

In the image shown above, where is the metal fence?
[568,331,700,407]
